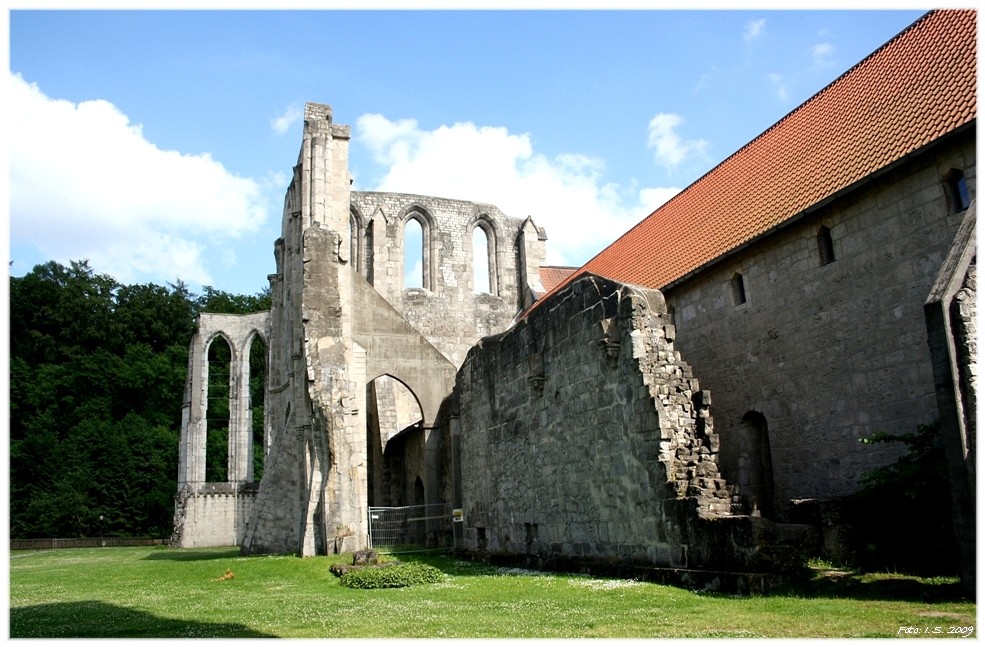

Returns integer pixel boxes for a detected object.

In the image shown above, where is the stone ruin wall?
[237,103,553,556]
[241,103,356,555]
[172,312,269,548]
[349,191,544,367]
[454,274,760,570]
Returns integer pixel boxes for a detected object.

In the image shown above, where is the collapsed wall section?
[455,274,810,577]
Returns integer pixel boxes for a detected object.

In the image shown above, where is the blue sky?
[7,6,932,296]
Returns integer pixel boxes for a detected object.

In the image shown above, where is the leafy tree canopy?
[9,260,270,539]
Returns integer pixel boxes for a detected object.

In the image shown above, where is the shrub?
[339,562,444,589]
[851,419,958,575]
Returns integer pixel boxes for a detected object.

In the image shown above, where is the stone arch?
[469,214,500,295]
[348,206,364,272]
[366,373,426,508]
[245,330,268,482]
[204,333,234,483]
[399,205,436,291]
[736,410,775,518]
[177,312,270,487]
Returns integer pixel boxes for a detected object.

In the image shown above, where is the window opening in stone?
[404,218,424,289]
[817,225,835,265]
[367,375,424,508]
[730,272,747,306]
[348,213,359,270]
[363,221,375,284]
[205,335,232,483]
[473,226,491,294]
[248,334,267,483]
[945,168,971,212]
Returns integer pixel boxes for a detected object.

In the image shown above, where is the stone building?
[173,10,975,590]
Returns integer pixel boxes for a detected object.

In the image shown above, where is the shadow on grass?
[376,551,501,577]
[140,547,243,562]
[782,571,969,603]
[10,601,275,638]
[393,553,971,603]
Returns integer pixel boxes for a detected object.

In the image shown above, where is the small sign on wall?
[452,508,464,523]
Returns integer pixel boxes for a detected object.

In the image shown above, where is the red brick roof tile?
[539,266,579,293]
[538,10,976,306]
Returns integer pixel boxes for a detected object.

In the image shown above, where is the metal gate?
[368,503,453,553]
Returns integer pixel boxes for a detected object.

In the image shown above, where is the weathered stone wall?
[455,274,748,568]
[172,484,257,548]
[350,192,541,366]
[239,104,546,556]
[664,132,976,511]
[172,311,269,548]
[242,104,358,556]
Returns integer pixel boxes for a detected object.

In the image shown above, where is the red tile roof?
[537,9,976,305]
[539,266,579,293]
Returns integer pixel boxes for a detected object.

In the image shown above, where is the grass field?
[8,546,976,638]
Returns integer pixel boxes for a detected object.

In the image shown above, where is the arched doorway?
[365,374,424,507]
[736,411,775,518]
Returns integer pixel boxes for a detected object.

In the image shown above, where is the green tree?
[9,260,270,539]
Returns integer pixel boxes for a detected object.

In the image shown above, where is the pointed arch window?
[348,213,359,270]
[471,218,499,296]
[205,335,233,483]
[403,217,425,289]
[473,226,491,294]
[247,333,267,483]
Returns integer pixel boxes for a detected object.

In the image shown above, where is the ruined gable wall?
[664,133,976,510]
[456,275,734,568]
[242,104,360,555]
[350,192,530,367]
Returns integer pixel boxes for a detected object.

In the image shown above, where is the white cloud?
[768,73,790,102]
[272,103,303,135]
[811,42,835,67]
[356,114,680,267]
[646,113,709,169]
[744,18,766,43]
[8,72,268,286]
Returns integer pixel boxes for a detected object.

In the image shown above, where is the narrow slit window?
[731,272,747,306]
[817,226,835,265]
[348,214,359,269]
[946,169,971,212]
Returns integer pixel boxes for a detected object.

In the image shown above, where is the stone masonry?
[663,133,976,512]
[451,273,810,574]
[171,93,971,590]
[173,103,551,555]
[172,311,269,547]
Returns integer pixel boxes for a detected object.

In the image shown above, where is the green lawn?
[8,546,976,638]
